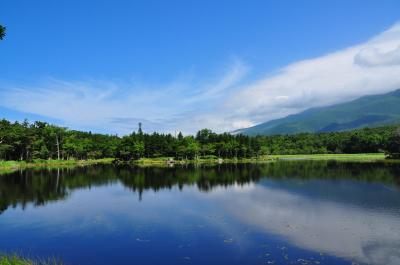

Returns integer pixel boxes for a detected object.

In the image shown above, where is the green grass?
[0,153,393,173]
[133,157,172,165]
[0,254,62,265]
[127,153,389,166]
[267,153,386,161]
[0,158,114,171]
[128,156,264,166]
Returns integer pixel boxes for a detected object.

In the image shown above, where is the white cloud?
[221,23,400,127]
[355,46,400,67]
[2,23,400,134]
[149,22,400,133]
[0,62,248,134]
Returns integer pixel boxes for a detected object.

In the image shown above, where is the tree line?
[0,118,399,161]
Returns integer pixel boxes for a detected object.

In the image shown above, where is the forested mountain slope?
[236,89,400,135]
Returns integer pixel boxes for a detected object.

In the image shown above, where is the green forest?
[1,118,400,162]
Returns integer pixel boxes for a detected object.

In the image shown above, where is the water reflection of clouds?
[1,184,233,237]
[2,173,400,265]
[208,184,400,265]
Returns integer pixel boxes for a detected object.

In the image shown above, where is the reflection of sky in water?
[205,180,400,265]
[0,168,399,265]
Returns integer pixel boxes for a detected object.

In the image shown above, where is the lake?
[0,161,400,265]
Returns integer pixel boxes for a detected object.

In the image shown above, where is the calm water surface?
[0,161,400,265]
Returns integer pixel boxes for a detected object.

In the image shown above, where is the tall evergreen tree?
[0,25,6,40]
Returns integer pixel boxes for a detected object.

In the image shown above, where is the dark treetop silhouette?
[0,24,5,40]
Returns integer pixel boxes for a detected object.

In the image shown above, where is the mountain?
[235,89,400,135]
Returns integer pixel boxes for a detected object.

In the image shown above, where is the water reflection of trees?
[264,161,400,184]
[0,161,399,214]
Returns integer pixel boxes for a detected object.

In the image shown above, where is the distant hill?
[235,89,400,135]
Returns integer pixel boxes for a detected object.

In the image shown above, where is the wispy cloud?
[0,61,248,134]
[1,23,400,134]
[182,60,249,104]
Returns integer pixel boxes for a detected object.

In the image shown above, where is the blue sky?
[1,0,400,134]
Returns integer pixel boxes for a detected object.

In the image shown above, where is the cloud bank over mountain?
[222,23,400,131]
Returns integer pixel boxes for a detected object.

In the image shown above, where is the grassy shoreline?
[0,254,62,265]
[0,158,114,171]
[268,153,387,161]
[129,153,389,166]
[0,153,394,172]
